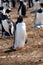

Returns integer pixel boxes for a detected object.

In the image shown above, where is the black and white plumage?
[18,1,26,16]
[0,13,14,36]
[32,0,40,12]
[2,1,8,10]
[34,9,43,28]
[13,16,27,49]
[9,0,12,9]
[2,1,11,15]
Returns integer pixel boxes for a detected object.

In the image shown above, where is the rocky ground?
[0,7,43,65]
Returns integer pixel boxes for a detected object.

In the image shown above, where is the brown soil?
[0,7,43,65]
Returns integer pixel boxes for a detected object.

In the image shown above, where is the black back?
[21,4,26,16]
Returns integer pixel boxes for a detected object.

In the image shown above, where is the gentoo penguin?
[33,0,40,12]
[0,14,14,36]
[35,8,43,28]
[18,1,26,16]
[13,16,27,49]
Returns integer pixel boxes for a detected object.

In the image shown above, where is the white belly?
[14,22,26,49]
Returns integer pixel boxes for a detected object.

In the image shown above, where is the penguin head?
[40,3,43,8]
[2,15,8,20]
[37,8,42,13]
[16,16,23,25]
[17,16,23,23]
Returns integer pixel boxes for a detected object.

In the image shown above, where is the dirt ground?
[0,7,43,65]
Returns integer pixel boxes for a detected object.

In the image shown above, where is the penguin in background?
[0,13,14,37]
[34,8,43,28]
[1,14,10,36]
[2,0,8,9]
[21,1,27,16]
[39,0,43,7]
[2,0,8,14]
[9,0,12,9]
[18,1,26,16]
[11,0,16,8]
[28,0,33,8]
[32,0,40,12]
